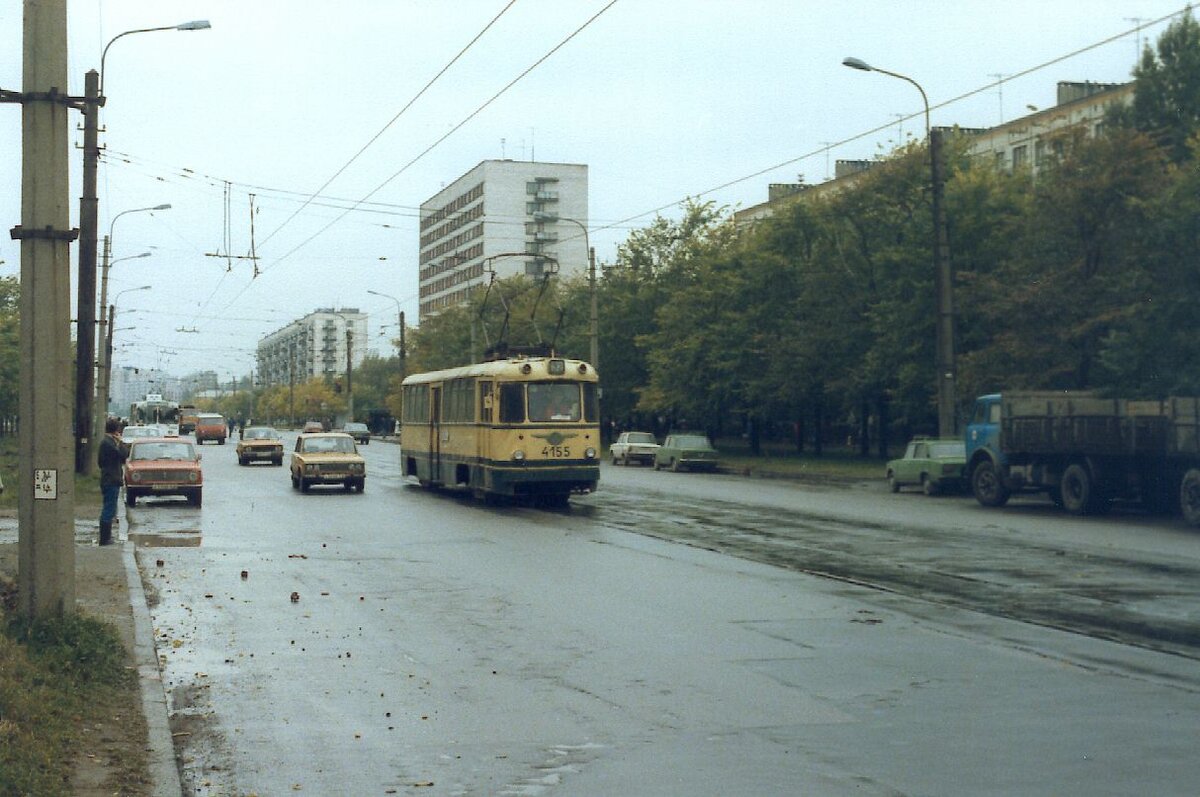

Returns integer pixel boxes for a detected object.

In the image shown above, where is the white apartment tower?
[419,160,588,321]
[256,308,368,388]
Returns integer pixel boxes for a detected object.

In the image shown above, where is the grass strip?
[0,576,136,796]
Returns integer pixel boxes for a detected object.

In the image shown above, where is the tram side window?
[446,378,475,423]
[403,385,429,424]
[499,383,525,423]
[583,383,598,422]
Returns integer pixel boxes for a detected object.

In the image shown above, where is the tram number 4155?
[542,445,571,458]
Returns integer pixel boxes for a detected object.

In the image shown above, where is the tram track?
[576,485,1200,665]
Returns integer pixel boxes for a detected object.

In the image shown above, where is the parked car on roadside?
[654,433,719,473]
[338,421,370,445]
[290,432,365,493]
[120,424,160,444]
[886,437,967,496]
[123,437,203,507]
[194,413,228,445]
[236,426,284,466]
[610,431,660,466]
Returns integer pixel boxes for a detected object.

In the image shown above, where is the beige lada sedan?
[290,432,365,493]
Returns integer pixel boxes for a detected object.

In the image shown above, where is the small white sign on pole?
[34,469,58,500]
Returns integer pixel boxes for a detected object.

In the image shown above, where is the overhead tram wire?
[104,150,644,232]
[252,0,621,283]
[257,0,519,250]
[594,6,1188,237]
[101,149,427,218]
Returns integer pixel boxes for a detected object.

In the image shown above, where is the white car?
[610,431,660,466]
[120,425,161,444]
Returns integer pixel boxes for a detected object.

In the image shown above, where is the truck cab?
[965,393,1015,506]
[965,394,1003,466]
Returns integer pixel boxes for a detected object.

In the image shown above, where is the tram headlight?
[584,447,597,460]
[512,450,526,462]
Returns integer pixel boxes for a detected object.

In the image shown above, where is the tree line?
[406,13,1200,457]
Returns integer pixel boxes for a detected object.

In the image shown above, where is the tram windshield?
[528,383,581,422]
[499,381,595,424]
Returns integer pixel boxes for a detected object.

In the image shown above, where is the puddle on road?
[130,530,202,548]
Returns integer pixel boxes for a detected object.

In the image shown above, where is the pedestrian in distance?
[97,417,129,545]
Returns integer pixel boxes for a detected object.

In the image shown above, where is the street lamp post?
[99,20,212,96]
[86,203,168,469]
[367,289,407,382]
[73,19,208,473]
[98,286,151,425]
[532,212,597,369]
[843,57,956,438]
[93,246,151,428]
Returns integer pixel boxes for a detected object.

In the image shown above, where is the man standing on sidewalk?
[97,417,128,545]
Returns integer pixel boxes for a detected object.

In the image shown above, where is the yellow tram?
[400,352,600,502]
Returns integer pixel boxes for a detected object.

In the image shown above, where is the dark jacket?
[98,434,128,488]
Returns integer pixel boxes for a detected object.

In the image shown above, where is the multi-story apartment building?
[256,308,368,389]
[734,80,1133,226]
[965,80,1132,175]
[419,160,588,321]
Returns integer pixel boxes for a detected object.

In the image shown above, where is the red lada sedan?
[124,438,203,507]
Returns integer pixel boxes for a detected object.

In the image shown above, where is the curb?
[121,541,183,797]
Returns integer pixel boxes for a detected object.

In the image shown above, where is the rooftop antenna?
[819,141,833,180]
[501,137,506,159]
[989,73,1005,124]
[1125,17,1148,60]
[530,127,535,161]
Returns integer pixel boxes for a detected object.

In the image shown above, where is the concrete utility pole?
[588,246,598,372]
[14,0,77,617]
[345,325,354,421]
[75,69,103,476]
[930,127,957,438]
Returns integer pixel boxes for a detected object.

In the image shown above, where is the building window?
[1012,145,1028,169]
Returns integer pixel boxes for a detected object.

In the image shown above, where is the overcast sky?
[0,1,1189,380]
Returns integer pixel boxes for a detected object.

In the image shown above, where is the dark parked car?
[654,433,719,472]
[339,422,370,445]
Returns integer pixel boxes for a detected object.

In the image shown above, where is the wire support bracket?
[10,225,81,242]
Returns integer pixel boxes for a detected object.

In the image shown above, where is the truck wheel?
[1060,463,1095,515]
[1181,469,1200,526]
[971,460,1010,507]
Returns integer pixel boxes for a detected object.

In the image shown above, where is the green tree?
[959,128,1165,392]
[1113,9,1200,162]
[0,276,17,425]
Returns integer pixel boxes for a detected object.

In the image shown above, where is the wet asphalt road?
[129,435,1200,796]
